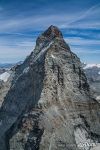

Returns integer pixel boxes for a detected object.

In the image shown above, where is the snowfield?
[96,96,100,101]
[0,72,10,82]
[98,71,100,75]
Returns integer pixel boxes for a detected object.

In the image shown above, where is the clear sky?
[0,0,100,63]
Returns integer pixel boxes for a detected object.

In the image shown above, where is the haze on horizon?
[0,0,100,64]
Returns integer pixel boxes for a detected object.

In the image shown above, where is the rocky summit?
[0,25,100,150]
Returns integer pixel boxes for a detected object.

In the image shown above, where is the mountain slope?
[0,25,100,150]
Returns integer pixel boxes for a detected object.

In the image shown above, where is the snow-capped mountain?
[0,62,23,82]
[0,72,10,82]
[83,63,100,81]
[0,63,14,76]
[84,64,100,81]
[0,63,15,69]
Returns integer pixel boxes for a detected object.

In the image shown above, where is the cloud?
[68,3,100,25]
[0,0,100,63]
[0,2,99,32]
[64,36,100,56]
[0,45,34,63]
[0,14,75,32]
[0,35,35,63]
[65,37,100,46]
[72,48,100,54]
[60,3,100,29]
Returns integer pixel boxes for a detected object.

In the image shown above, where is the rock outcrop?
[0,68,6,75]
[0,25,100,150]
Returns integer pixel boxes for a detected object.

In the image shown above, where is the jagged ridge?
[0,26,100,150]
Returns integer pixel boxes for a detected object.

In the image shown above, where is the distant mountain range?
[0,63,15,76]
[0,62,23,75]
[84,64,100,102]
[84,64,100,82]
[0,63,15,69]
[84,64,100,69]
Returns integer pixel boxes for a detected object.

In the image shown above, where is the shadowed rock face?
[0,68,6,75]
[0,26,100,150]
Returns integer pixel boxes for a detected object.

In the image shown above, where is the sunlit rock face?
[0,26,100,150]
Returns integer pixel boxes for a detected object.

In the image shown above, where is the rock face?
[0,68,6,75]
[0,25,100,150]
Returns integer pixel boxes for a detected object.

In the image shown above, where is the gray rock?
[0,25,100,150]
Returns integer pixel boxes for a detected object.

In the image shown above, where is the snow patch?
[91,144,100,150]
[96,96,100,101]
[0,72,10,82]
[23,67,29,74]
[74,127,96,150]
[51,54,56,59]
[98,71,100,75]
[33,41,53,62]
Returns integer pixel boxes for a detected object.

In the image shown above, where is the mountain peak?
[42,25,63,39]
[35,25,64,54]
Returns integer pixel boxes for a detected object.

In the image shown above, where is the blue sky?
[0,0,100,63]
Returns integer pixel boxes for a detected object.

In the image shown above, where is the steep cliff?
[0,25,100,150]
